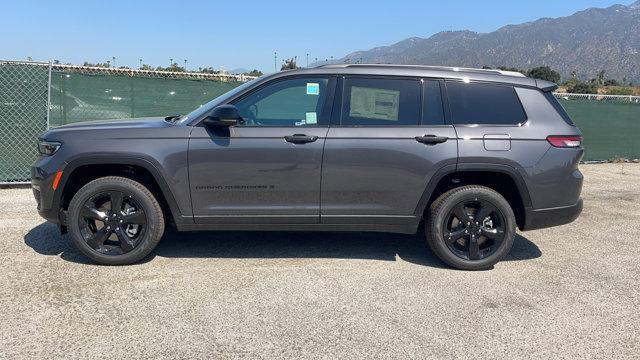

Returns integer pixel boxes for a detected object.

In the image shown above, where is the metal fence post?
[46,60,52,129]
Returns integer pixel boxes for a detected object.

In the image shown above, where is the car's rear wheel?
[426,185,516,270]
[67,176,165,265]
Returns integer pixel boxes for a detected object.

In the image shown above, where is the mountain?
[324,1,640,82]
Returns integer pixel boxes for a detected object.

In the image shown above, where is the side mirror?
[203,105,242,128]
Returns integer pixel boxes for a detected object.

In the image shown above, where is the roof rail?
[315,63,526,77]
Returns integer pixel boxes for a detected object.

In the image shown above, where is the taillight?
[547,135,582,148]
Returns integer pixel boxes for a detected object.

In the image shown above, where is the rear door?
[320,76,458,225]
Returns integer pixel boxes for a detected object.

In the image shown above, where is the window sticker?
[349,86,400,121]
[305,112,318,124]
[306,83,320,95]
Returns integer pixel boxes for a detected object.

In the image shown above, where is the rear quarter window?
[446,81,527,125]
[545,92,576,126]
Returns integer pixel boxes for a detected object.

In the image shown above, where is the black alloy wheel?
[426,185,516,270]
[78,190,147,255]
[68,176,165,265]
[443,199,506,261]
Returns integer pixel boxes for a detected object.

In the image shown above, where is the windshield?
[180,76,265,123]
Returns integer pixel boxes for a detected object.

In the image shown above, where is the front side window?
[232,77,329,127]
[446,81,527,125]
[341,77,420,126]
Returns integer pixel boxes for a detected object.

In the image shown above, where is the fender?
[54,154,192,225]
[413,163,533,217]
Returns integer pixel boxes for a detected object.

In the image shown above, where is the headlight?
[38,140,62,156]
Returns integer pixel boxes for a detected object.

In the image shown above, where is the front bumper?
[522,198,583,231]
[31,157,65,225]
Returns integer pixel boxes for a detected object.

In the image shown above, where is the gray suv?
[31,64,583,270]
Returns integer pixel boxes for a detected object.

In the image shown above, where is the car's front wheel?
[426,185,516,270]
[67,176,165,265]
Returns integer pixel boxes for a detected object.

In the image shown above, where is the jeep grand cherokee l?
[31,64,583,270]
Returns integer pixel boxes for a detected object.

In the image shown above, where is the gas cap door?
[483,134,511,151]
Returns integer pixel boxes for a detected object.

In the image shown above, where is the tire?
[426,185,516,270]
[67,176,165,265]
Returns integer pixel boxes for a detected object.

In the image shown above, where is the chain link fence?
[1,59,640,184]
[1,60,251,184]
[0,61,50,184]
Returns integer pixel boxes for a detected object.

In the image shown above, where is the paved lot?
[1,164,638,359]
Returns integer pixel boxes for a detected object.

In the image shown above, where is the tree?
[83,61,111,68]
[140,64,154,71]
[246,69,263,76]
[604,79,620,86]
[566,81,598,94]
[198,66,219,74]
[527,66,561,83]
[595,70,606,86]
[280,58,298,71]
[155,62,185,72]
[496,66,524,73]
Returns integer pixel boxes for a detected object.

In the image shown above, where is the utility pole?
[274,51,277,72]
[170,58,173,67]
[306,53,309,68]
[139,58,142,69]
[184,59,187,70]
[112,56,116,68]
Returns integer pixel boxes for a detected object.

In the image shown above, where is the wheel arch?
[415,163,532,230]
[55,155,186,228]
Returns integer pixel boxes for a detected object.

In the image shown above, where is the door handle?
[415,134,448,145]
[284,134,319,144]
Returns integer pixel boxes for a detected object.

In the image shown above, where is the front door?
[320,76,458,225]
[189,76,335,224]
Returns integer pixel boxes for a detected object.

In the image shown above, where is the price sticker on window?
[305,112,317,124]
[306,83,320,95]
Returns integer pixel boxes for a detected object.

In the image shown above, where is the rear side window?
[544,92,575,126]
[341,77,420,126]
[447,81,527,125]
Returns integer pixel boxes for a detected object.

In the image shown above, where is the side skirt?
[176,220,420,234]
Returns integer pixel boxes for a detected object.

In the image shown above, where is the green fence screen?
[0,62,49,183]
[49,70,241,126]
[1,60,639,183]
[558,96,640,161]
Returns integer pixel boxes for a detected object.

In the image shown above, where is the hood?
[40,116,184,142]
[52,117,169,130]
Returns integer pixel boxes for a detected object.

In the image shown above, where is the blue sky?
[1,0,632,72]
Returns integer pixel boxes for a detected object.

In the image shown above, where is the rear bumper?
[521,198,583,231]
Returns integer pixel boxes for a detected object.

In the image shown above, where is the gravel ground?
[1,163,638,359]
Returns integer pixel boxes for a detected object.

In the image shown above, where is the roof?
[266,64,557,91]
